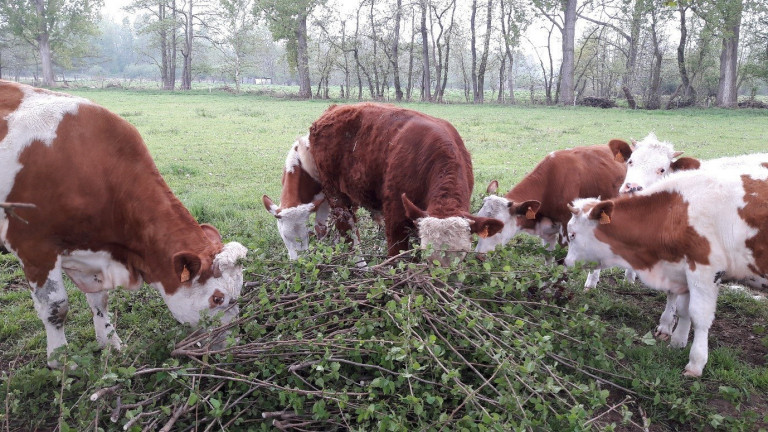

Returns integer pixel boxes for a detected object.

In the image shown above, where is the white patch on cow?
[416,216,471,266]
[0,87,90,203]
[157,241,247,327]
[295,135,320,181]
[61,250,139,293]
[285,142,302,174]
[275,202,317,260]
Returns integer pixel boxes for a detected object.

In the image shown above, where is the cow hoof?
[669,335,688,349]
[682,367,702,378]
[654,330,671,341]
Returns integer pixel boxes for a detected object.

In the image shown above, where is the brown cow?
[474,143,628,288]
[305,103,503,265]
[0,80,247,368]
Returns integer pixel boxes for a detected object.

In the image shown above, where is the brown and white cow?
[305,102,503,266]
[0,80,248,367]
[474,143,628,288]
[565,160,768,376]
[262,135,330,260]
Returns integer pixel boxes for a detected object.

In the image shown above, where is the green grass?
[1,89,767,430]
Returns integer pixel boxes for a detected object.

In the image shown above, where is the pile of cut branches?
[89,240,651,431]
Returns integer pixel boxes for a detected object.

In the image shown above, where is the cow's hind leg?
[30,265,70,368]
[655,292,679,341]
[682,272,718,377]
[86,291,122,351]
[584,270,601,290]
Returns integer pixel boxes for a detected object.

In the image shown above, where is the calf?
[0,80,248,367]
[564,161,768,376]
[475,143,628,288]
[307,102,503,265]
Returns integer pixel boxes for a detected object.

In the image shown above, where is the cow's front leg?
[584,270,601,290]
[682,274,718,377]
[333,207,367,267]
[655,292,679,340]
[30,269,70,368]
[86,291,122,350]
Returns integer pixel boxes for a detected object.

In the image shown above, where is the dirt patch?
[710,317,768,367]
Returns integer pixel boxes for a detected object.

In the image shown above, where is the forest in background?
[0,0,767,108]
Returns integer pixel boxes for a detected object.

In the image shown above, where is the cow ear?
[402,193,428,220]
[511,200,541,220]
[486,180,499,195]
[671,157,700,172]
[200,224,222,244]
[608,139,632,163]
[672,150,684,158]
[589,201,614,225]
[262,194,280,217]
[173,252,202,283]
[467,215,504,238]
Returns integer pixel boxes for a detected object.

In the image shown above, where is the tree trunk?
[169,0,177,90]
[160,3,169,89]
[420,0,431,101]
[475,0,493,104]
[676,4,695,105]
[181,0,193,90]
[716,0,742,107]
[646,10,663,110]
[35,0,54,86]
[390,0,403,101]
[406,7,416,101]
[470,0,478,102]
[296,12,312,99]
[497,54,505,103]
[559,0,577,105]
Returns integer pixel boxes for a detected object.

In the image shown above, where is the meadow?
[1,88,767,431]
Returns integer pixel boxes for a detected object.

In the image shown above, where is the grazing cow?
[306,102,503,266]
[474,143,628,288]
[564,161,768,376]
[0,80,248,367]
[262,135,331,260]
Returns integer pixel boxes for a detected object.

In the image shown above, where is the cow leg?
[584,270,601,290]
[85,291,123,351]
[669,293,691,348]
[655,292,679,340]
[333,207,366,267]
[624,269,637,283]
[682,275,718,377]
[385,217,411,258]
[30,265,70,368]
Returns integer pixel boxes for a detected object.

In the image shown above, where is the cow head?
[402,193,503,266]
[158,225,248,327]
[563,198,616,269]
[612,133,700,194]
[474,180,541,254]
[263,194,327,260]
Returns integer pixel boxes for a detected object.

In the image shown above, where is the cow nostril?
[636,186,643,191]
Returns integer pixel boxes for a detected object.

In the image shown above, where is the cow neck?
[120,171,220,294]
[594,191,710,271]
[422,158,472,218]
[280,164,322,208]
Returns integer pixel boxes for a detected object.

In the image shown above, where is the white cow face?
[402,193,503,266]
[263,195,325,260]
[564,198,616,269]
[620,133,684,194]
[474,187,541,253]
[159,241,248,327]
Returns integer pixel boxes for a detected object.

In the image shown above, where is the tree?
[0,0,103,86]
[419,0,431,101]
[128,0,181,90]
[499,0,530,104]
[255,0,321,99]
[534,0,579,105]
[470,0,493,103]
[209,0,260,92]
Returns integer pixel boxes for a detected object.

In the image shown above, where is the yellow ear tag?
[614,153,625,163]
[525,207,537,220]
[180,266,191,283]
[599,212,611,225]
[478,226,490,238]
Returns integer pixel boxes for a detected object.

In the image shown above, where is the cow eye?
[627,160,633,166]
[660,168,665,173]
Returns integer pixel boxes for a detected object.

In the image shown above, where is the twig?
[0,202,35,224]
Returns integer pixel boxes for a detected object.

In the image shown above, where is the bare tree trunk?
[34,0,54,86]
[506,53,515,104]
[420,0,432,101]
[390,0,404,101]
[406,7,416,101]
[160,3,169,89]
[675,4,695,105]
[646,9,663,110]
[497,53,505,103]
[169,0,177,90]
[559,0,577,105]
[181,0,193,90]
[296,12,312,99]
[716,0,742,107]
[475,0,493,104]
[470,0,478,102]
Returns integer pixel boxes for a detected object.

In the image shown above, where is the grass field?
[1,89,767,431]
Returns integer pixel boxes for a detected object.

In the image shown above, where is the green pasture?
[1,89,767,431]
